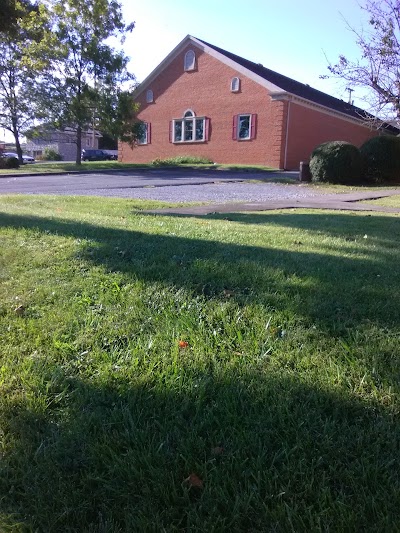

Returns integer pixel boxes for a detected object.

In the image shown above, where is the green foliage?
[360,135,400,183]
[310,141,363,184]
[0,1,51,152]
[151,155,214,166]
[34,0,135,164]
[0,156,20,169]
[43,147,63,161]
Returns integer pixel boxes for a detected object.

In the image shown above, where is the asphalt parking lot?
[0,168,319,203]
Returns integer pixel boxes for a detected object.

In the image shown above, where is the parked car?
[81,149,115,161]
[1,152,35,164]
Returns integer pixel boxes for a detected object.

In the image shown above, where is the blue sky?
[122,0,370,106]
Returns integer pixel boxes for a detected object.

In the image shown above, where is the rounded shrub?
[309,141,363,184]
[0,156,20,169]
[43,147,63,161]
[360,135,400,183]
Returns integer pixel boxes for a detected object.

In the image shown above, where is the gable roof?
[136,35,399,134]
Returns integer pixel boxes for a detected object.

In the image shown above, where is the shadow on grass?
[0,211,399,333]
[1,364,400,531]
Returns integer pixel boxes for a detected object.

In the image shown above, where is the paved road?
[0,169,322,203]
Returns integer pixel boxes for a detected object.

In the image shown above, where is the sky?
[121,0,370,104]
[3,0,371,143]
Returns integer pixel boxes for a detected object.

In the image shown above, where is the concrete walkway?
[147,188,400,215]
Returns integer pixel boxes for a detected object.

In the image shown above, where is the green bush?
[309,141,363,184]
[43,148,63,161]
[360,135,400,183]
[0,156,20,169]
[151,155,213,166]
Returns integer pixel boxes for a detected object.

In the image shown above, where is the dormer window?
[184,50,196,71]
[231,77,240,92]
[146,89,154,103]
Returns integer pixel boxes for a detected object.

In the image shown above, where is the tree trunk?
[12,118,23,164]
[76,124,82,165]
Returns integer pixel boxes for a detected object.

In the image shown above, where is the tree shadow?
[0,211,399,334]
[1,362,400,531]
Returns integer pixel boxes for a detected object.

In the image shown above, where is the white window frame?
[172,110,207,143]
[231,77,240,92]
[237,114,252,140]
[184,50,196,71]
[146,89,154,103]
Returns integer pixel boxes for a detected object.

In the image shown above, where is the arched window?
[231,77,240,92]
[171,110,209,143]
[146,89,154,103]
[184,50,196,71]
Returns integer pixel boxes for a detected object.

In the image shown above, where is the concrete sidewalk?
[147,189,400,215]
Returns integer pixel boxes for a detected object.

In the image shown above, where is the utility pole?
[346,87,354,104]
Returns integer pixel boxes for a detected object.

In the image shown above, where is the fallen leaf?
[178,340,189,348]
[183,473,203,489]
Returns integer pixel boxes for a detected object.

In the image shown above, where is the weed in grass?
[0,195,400,531]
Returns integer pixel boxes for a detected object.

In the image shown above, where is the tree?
[0,1,50,162]
[325,0,400,125]
[37,0,136,164]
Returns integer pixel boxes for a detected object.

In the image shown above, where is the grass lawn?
[0,161,278,176]
[1,195,400,531]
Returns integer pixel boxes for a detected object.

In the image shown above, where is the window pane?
[184,110,194,118]
[174,121,182,142]
[184,119,193,141]
[138,123,147,144]
[238,115,250,139]
[195,118,204,140]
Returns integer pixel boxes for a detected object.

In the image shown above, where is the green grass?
[0,160,279,175]
[1,195,400,531]
[361,194,400,208]
[0,161,154,175]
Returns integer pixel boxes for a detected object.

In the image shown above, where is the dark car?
[81,149,115,161]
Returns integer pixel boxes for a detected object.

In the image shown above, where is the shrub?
[0,156,20,169]
[43,148,63,161]
[309,141,363,184]
[151,155,213,166]
[360,135,400,183]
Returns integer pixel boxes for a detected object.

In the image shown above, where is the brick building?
[120,35,397,170]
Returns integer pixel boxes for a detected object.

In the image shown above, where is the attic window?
[146,89,154,103]
[184,50,196,71]
[231,77,240,92]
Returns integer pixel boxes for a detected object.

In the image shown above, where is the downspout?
[284,97,291,170]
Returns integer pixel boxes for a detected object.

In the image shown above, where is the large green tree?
[37,0,136,164]
[0,1,50,162]
[326,0,400,125]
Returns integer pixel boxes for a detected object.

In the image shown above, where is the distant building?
[26,128,102,160]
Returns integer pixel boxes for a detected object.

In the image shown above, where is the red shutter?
[169,121,173,143]
[232,115,238,140]
[250,114,257,139]
[204,118,210,141]
[147,122,151,144]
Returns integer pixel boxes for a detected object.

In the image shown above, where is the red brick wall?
[120,45,285,168]
[284,101,377,169]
